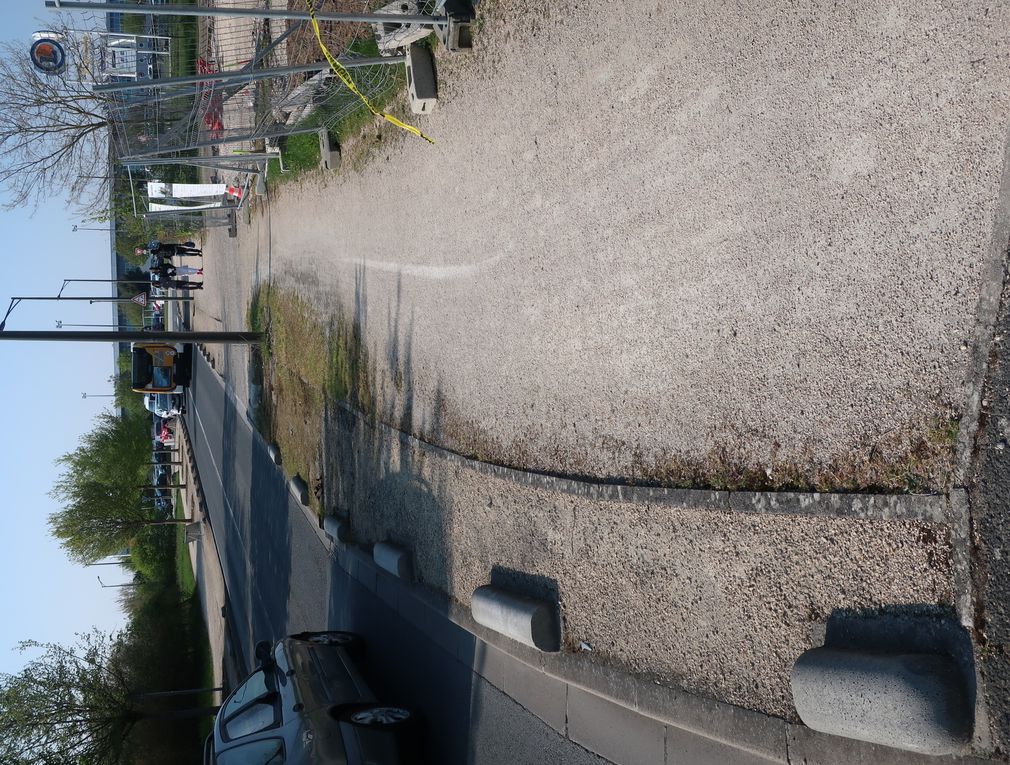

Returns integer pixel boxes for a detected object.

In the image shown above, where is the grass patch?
[267,38,409,183]
[248,284,376,514]
[174,491,215,740]
[248,286,329,512]
[267,132,322,184]
[168,1,198,78]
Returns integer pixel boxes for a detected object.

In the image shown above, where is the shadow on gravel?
[316,265,495,763]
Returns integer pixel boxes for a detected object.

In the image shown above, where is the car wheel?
[344,705,414,729]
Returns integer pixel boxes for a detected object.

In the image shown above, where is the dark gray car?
[205,632,417,765]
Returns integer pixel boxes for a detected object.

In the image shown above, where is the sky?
[0,5,129,675]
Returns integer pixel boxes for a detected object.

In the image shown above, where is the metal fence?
[89,0,442,228]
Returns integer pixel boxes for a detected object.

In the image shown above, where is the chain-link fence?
[94,0,446,227]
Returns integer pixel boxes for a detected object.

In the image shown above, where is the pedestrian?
[166,278,204,290]
[148,239,203,257]
[170,265,203,277]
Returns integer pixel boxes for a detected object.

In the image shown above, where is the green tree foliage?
[0,628,216,765]
[49,411,186,564]
[0,630,139,764]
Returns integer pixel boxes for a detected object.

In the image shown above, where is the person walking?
[148,239,203,257]
[170,265,203,277]
[166,278,204,290]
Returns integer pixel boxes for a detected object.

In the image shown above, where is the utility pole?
[0,330,261,343]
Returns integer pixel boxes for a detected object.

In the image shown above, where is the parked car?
[204,632,417,765]
[151,488,174,517]
[144,392,183,418]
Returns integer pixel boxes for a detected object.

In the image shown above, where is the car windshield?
[152,366,173,389]
[223,670,269,718]
[132,349,153,387]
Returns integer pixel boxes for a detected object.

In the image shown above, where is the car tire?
[341,705,414,730]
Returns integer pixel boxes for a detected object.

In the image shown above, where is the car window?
[224,670,270,717]
[224,701,277,739]
[152,366,173,388]
[216,738,284,765]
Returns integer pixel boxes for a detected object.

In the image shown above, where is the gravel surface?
[324,406,954,720]
[200,0,1010,491]
[186,0,1010,742]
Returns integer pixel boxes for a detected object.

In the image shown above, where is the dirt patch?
[249,285,328,513]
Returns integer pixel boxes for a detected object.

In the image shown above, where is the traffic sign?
[131,293,147,307]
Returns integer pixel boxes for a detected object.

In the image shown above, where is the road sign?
[29,34,67,75]
[131,293,147,307]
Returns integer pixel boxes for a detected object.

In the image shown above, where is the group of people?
[136,239,206,291]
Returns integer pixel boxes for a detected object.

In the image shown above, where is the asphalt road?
[183,351,612,765]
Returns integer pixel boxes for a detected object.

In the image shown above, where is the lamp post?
[97,575,137,589]
[82,392,116,399]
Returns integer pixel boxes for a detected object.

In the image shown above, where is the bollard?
[289,475,310,506]
[373,541,412,580]
[322,515,352,543]
[471,585,560,652]
[791,647,972,755]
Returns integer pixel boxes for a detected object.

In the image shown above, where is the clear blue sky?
[0,6,129,675]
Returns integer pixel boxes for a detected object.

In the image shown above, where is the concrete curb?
[198,339,992,764]
[331,400,945,523]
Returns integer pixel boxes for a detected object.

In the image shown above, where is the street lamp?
[72,224,111,232]
[97,575,136,589]
[82,392,116,399]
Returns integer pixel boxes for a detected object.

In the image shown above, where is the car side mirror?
[254,640,274,667]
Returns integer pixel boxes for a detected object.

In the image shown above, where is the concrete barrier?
[471,585,560,652]
[791,647,972,755]
[289,475,310,506]
[322,515,351,543]
[267,443,282,466]
[373,541,412,580]
[406,43,437,115]
[318,128,341,172]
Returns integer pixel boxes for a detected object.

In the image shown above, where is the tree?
[49,410,188,564]
[0,20,116,212]
[0,629,216,765]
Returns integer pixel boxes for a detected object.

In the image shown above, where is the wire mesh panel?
[96,0,438,220]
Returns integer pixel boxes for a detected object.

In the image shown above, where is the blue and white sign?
[30,35,67,76]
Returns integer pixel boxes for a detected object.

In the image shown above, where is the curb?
[199,348,993,764]
[331,399,945,523]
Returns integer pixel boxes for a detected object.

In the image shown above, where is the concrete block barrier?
[471,585,560,652]
[267,443,282,466]
[373,541,412,580]
[322,515,351,543]
[318,128,341,172]
[406,43,437,115]
[791,647,972,755]
[289,475,310,506]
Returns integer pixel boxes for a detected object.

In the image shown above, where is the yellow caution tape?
[305,0,435,144]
